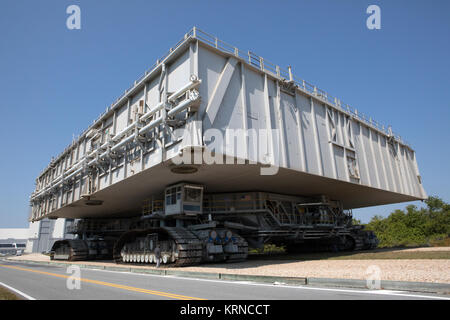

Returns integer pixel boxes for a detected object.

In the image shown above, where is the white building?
[0,228,29,255]
[26,218,73,253]
[0,218,73,254]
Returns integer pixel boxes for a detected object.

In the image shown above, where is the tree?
[365,196,450,247]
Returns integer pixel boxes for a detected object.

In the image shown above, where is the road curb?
[2,257,448,294]
[219,273,307,285]
[381,280,450,294]
[166,270,220,279]
[307,277,450,294]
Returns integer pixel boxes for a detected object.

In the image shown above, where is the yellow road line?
[0,263,205,300]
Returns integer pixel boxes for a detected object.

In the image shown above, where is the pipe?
[99,115,163,155]
[31,186,51,200]
[58,144,102,178]
[99,150,109,159]
[33,163,85,200]
[32,162,82,199]
[112,123,136,142]
[32,146,101,199]
[168,78,201,103]
[167,93,199,117]
[58,158,84,177]
[32,84,202,201]
[87,153,101,166]
[111,134,135,153]
[139,117,163,136]
[139,102,164,122]
[63,166,84,182]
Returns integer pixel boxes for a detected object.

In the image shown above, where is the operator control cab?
[164,183,203,216]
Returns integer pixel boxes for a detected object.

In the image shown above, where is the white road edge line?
[0,281,36,300]
[85,267,450,300]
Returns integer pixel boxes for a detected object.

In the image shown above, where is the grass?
[248,245,450,260]
[430,236,450,247]
[317,250,450,260]
[0,286,20,300]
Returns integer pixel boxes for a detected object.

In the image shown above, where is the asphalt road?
[0,260,448,300]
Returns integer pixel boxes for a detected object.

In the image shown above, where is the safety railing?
[203,198,260,213]
[142,199,164,215]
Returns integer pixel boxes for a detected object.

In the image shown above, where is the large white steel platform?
[30,28,426,221]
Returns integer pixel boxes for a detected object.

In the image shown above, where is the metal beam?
[203,57,238,125]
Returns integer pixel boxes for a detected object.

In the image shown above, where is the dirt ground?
[8,247,450,284]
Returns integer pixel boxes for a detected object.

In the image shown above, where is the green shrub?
[365,196,450,248]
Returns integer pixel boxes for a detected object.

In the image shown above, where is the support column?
[275,81,288,168]
[310,97,324,176]
[263,74,275,166]
[240,62,249,159]
[294,92,307,172]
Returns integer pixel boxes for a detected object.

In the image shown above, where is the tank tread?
[165,227,203,267]
[226,234,248,262]
[177,250,203,258]
[51,239,89,261]
[114,227,204,267]
[353,238,364,251]
[177,243,203,250]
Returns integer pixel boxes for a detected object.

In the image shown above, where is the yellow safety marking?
[0,263,205,300]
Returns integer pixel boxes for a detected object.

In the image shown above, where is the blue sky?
[0,0,449,227]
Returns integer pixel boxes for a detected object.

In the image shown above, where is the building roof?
[0,228,29,240]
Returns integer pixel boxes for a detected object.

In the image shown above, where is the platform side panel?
[297,93,321,175]
[400,146,417,197]
[99,172,108,190]
[116,104,129,135]
[210,60,243,132]
[371,131,388,191]
[242,66,267,163]
[404,149,420,197]
[126,148,142,178]
[379,135,395,192]
[409,151,427,199]
[315,102,337,180]
[361,125,379,189]
[77,139,86,161]
[280,92,302,171]
[143,146,163,169]
[397,145,412,196]
[211,62,246,157]
[411,149,425,197]
[352,122,371,187]
[168,50,190,93]
[198,46,227,124]
[387,140,404,194]
[130,89,145,121]
[142,67,165,171]
[72,180,80,203]
[146,76,160,112]
[267,79,283,167]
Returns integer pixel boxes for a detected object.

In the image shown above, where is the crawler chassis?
[51,182,378,266]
